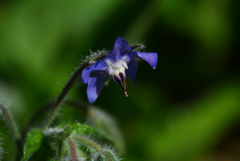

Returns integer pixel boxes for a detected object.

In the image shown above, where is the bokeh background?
[1,0,240,160]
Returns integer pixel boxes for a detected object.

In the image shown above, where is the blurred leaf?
[22,129,43,161]
[74,135,120,161]
[125,1,158,42]
[145,83,240,161]
[87,107,125,153]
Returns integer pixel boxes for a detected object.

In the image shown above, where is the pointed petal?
[105,37,131,62]
[87,72,108,103]
[124,51,158,69]
[126,60,138,85]
[137,52,158,69]
[114,36,131,51]
[82,59,108,84]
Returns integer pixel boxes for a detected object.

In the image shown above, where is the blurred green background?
[1,0,240,160]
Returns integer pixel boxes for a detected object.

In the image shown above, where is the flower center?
[104,59,129,97]
[105,59,128,80]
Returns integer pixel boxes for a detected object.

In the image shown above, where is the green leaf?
[45,123,110,159]
[57,123,107,140]
[21,129,43,161]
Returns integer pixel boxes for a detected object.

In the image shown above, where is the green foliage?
[74,135,120,161]
[57,123,104,138]
[87,107,125,153]
[55,123,120,160]
[21,122,122,160]
[22,129,43,161]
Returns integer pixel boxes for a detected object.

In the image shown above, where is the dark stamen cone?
[115,73,128,97]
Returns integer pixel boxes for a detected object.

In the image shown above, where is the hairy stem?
[41,61,89,129]
[0,104,22,160]
[73,136,112,161]
[0,104,21,141]
[22,102,53,135]
[23,100,89,136]
[67,137,80,161]
[57,127,71,161]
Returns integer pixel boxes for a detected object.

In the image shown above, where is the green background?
[0,0,240,160]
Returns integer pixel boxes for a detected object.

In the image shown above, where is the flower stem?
[0,104,21,141]
[41,61,89,130]
[23,100,89,135]
[0,104,22,160]
[57,127,72,161]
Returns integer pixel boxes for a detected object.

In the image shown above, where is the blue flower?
[82,36,158,103]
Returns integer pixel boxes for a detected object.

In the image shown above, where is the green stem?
[41,61,89,130]
[57,127,71,161]
[22,102,53,135]
[0,104,21,141]
[73,135,112,161]
[0,104,22,161]
[23,100,89,136]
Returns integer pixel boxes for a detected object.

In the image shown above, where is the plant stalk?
[67,137,80,161]
[0,104,21,141]
[41,61,89,130]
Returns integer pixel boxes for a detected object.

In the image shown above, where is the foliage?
[0,101,124,161]
[22,129,43,161]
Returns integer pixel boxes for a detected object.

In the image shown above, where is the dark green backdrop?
[0,0,240,160]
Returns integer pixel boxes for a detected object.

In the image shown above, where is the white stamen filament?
[121,60,128,69]
[105,59,128,80]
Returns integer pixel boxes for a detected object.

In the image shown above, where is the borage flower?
[82,36,158,103]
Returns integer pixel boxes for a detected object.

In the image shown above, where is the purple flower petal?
[87,72,108,103]
[114,36,131,51]
[124,51,158,69]
[82,59,108,84]
[137,52,158,69]
[126,60,138,85]
[105,37,131,62]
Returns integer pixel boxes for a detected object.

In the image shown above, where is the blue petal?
[125,51,158,69]
[87,72,108,103]
[126,60,138,85]
[137,52,158,69]
[105,37,131,62]
[114,36,131,51]
[82,59,108,84]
